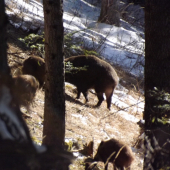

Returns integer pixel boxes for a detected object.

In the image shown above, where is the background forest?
[1,0,170,169]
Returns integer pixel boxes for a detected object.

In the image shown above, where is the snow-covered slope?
[5,0,144,119]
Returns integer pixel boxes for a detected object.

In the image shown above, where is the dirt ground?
[7,24,144,170]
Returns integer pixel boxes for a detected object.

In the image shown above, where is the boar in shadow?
[22,56,45,88]
[65,55,119,109]
[93,138,134,170]
[12,75,39,108]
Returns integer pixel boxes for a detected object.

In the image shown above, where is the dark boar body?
[22,56,45,88]
[65,55,119,109]
[94,138,134,170]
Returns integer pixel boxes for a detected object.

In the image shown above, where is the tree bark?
[0,0,10,75]
[98,0,120,26]
[144,0,170,169]
[43,0,65,148]
[145,1,170,126]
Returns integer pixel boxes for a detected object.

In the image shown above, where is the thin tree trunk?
[0,0,9,75]
[43,0,65,148]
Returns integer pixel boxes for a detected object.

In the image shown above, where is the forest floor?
[7,24,144,170]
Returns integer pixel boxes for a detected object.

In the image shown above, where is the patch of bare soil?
[7,25,144,170]
[24,84,143,170]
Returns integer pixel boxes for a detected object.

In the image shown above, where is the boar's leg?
[82,91,88,103]
[76,88,81,99]
[96,92,104,107]
[76,88,88,102]
[105,87,114,110]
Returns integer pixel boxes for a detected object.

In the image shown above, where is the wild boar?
[93,138,134,170]
[12,75,39,108]
[22,56,45,88]
[65,55,119,109]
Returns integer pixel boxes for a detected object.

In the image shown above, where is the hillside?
[7,23,144,169]
[6,0,145,169]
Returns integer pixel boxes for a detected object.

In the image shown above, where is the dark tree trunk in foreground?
[144,1,170,169]
[98,0,120,26]
[0,0,9,75]
[43,0,65,147]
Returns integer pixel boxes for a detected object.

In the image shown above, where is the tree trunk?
[43,0,65,148]
[145,0,170,169]
[0,0,9,75]
[98,0,120,26]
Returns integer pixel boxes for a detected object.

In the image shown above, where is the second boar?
[94,138,134,170]
[65,55,119,109]
[22,56,45,88]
